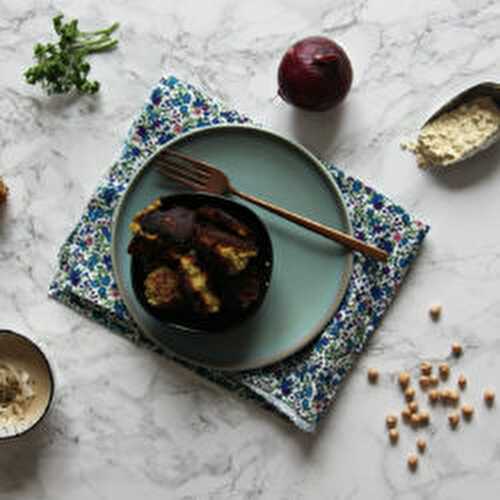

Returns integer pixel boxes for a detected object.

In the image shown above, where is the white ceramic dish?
[0,330,55,442]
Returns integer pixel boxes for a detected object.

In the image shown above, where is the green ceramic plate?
[112,125,353,371]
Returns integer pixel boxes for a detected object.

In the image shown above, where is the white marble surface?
[1,0,500,498]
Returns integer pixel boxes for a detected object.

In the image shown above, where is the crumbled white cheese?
[402,96,500,168]
[0,362,35,430]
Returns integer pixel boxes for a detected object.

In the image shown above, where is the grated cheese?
[0,362,35,428]
[402,96,500,168]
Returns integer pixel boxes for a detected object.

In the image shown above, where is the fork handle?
[230,188,389,262]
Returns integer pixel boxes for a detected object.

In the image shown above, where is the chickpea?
[461,404,474,420]
[386,415,398,429]
[457,374,467,390]
[429,304,442,321]
[408,401,418,414]
[367,368,379,384]
[399,372,411,389]
[428,389,440,404]
[416,438,426,453]
[439,363,450,380]
[407,453,418,471]
[448,412,460,429]
[451,342,463,357]
[429,375,439,387]
[389,428,399,444]
[410,413,420,428]
[419,410,430,426]
[401,407,412,422]
[405,387,416,402]
[419,376,430,390]
[449,389,460,405]
[420,362,432,376]
[484,389,495,406]
[441,388,452,403]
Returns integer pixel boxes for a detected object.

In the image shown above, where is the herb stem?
[76,39,119,53]
[78,22,120,38]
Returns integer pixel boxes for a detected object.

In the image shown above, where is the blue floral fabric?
[49,76,429,432]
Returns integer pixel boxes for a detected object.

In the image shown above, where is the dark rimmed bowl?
[0,330,55,442]
[130,193,273,334]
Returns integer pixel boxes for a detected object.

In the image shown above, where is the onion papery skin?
[278,36,353,112]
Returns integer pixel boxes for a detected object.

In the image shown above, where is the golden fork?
[155,149,389,262]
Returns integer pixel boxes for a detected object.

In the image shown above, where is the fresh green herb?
[24,14,119,95]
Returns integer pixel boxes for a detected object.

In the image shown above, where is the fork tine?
[155,156,211,180]
[159,165,205,187]
[156,160,208,186]
[157,164,206,190]
[161,149,214,175]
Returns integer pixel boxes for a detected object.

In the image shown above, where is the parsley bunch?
[24,14,119,95]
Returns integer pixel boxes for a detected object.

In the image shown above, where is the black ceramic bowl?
[130,193,273,333]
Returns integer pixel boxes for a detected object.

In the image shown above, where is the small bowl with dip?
[0,330,55,442]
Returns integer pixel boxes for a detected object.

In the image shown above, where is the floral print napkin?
[49,75,429,432]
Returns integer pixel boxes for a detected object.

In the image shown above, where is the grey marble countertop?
[1,1,500,499]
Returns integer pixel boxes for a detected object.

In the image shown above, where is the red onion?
[277,36,353,112]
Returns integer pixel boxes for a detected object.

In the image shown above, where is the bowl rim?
[0,329,55,442]
[129,191,274,334]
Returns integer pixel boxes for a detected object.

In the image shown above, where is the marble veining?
[0,0,500,499]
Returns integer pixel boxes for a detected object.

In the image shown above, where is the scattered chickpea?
[389,428,399,444]
[416,438,427,453]
[429,304,442,321]
[451,342,463,357]
[449,389,460,405]
[484,389,495,407]
[419,376,430,390]
[386,415,398,429]
[405,387,416,402]
[379,356,495,466]
[399,372,411,390]
[461,404,474,420]
[407,453,419,471]
[401,407,412,422]
[408,401,418,414]
[420,362,432,376]
[439,363,450,380]
[457,374,467,390]
[419,410,430,426]
[448,412,460,429]
[368,368,379,384]
[428,389,440,404]
[410,413,420,428]
[441,388,452,403]
[451,342,463,358]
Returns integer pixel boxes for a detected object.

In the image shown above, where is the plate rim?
[111,124,353,371]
